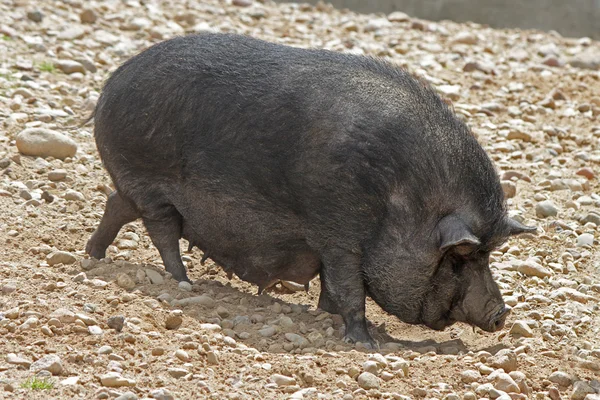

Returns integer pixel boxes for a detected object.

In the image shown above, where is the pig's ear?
[438,215,480,252]
[506,217,537,236]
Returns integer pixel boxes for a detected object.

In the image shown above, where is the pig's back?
[93,33,498,231]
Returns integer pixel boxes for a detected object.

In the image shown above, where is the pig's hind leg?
[142,208,190,283]
[86,191,140,259]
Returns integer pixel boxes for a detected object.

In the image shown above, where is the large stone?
[509,320,534,337]
[168,368,188,379]
[107,316,125,332]
[55,60,86,74]
[549,371,575,387]
[6,353,32,368]
[572,381,595,400]
[535,200,558,218]
[100,372,136,387]
[47,251,77,266]
[50,308,76,324]
[489,349,518,372]
[577,233,594,247]
[57,27,85,40]
[357,371,380,390]
[270,374,296,386]
[517,259,552,278]
[16,128,77,160]
[30,355,63,375]
[461,369,482,383]
[494,373,520,393]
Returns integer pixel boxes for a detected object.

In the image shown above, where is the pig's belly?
[232,248,321,288]
[177,195,322,289]
[192,232,321,288]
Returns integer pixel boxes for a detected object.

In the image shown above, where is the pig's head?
[363,213,536,333]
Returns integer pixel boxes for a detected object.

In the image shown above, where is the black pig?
[86,33,535,345]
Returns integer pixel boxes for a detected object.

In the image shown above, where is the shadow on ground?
[80,257,510,357]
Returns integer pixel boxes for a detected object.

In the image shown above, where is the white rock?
[55,60,86,74]
[206,351,219,364]
[89,278,109,288]
[270,374,296,386]
[362,360,379,374]
[30,355,63,375]
[517,259,552,278]
[200,323,221,332]
[489,349,518,372]
[389,359,409,375]
[6,353,32,368]
[357,371,380,390]
[461,369,481,383]
[168,367,188,379]
[175,349,190,362]
[18,317,39,331]
[494,372,520,393]
[178,281,192,291]
[75,313,97,326]
[577,233,594,247]
[535,200,558,218]
[509,320,534,337]
[64,189,85,201]
[47,251,77,266]
[100,372,136,387]
[16,128,77,160]
[89,325,103,335]
[48,169,67,181]
[98,346,113,355]
[50,308,75,324]
[60,376,79,386]
[57,27,85,40]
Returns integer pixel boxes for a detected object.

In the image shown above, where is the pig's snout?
[487,306,510,332]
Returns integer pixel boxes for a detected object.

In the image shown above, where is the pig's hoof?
[342,327,376,348]
[168,271,191,283]
[343,335,378,350]
[85,240,106,260]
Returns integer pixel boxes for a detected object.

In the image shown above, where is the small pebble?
[107,316,125,332]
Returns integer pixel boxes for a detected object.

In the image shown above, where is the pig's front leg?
[318,250,374,347]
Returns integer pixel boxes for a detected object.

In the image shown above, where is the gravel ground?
[1,0,600,399]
